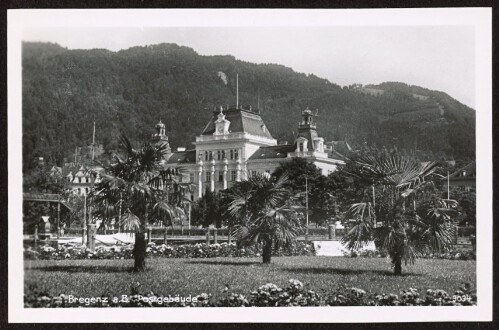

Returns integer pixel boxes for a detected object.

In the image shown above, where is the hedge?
[24,241,316,260]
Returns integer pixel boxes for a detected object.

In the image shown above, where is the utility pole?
[305,176,309,241]
[447,171,450,199]
[89,118,96,232]
[372,184,376,228]
[57,202,61,239]
[82,193,87,245]
[188,202,191,231]
[92,119,96,163]
[118,192,122,233]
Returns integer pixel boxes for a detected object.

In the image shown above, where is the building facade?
[160,106,349,200]
[50,164,103,196]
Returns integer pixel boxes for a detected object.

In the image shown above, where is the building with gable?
[49,163,104,196]
[160,105,348,200]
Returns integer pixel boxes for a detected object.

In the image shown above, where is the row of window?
[205,170,238,182]
[75,187,90,195]
[203,170,272,182]
[69,177,89,183]
[68,176,101,183]
[201,149,240,161]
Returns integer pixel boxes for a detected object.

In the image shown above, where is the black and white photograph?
[7,7,493,323]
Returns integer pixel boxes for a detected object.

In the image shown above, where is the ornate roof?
[201,107,274,139]
[155,119,165,128]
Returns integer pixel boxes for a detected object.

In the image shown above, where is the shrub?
[249,280,321,306]
[348,246,475,260]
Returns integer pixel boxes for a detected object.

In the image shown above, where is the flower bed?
[343,246,476,261]
[24,241,316,260]
[24,279,476,307]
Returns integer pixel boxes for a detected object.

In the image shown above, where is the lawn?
[24,256,476,300]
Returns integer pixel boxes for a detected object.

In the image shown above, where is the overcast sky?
[23,26,475,108]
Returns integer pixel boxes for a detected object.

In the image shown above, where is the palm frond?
[120,211,141,232]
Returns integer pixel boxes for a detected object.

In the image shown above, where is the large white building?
[158,105,350,200]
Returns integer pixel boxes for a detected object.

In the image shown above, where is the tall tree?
[92,135,181,272]
[226,172,302,263]
[191,189,225,228]
[341,147,459,275]
[273,157,339,226]
[152,167,193,234]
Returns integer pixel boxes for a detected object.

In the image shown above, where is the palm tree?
[341,147,459,275]
[225,172,302,263]
[92,135,182,272]
[151,167,193,237]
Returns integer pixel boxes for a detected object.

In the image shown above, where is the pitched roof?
[248,145,295,160]
[23,192,72,210]
[326,141,351,155]
[201,107,274,139]
[62,165,79,177]
[449,162,476,179]
[295,127,319,149]
[50,166,62,175]
[165,150,197,165]
[61,164,105,177]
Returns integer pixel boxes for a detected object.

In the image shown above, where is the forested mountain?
[22,42,475,171]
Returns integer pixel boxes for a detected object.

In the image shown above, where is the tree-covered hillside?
[22,42,475,171]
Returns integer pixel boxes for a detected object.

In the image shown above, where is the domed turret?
[300,107,316,127]
[151,119,171,155]
[295,107,320,151]
[155,119,166,134]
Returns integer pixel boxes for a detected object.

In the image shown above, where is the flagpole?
[236,73,239,108]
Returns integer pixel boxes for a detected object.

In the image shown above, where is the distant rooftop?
[248,145,295,160]
[165,149,197,165]
[449,161,476,179]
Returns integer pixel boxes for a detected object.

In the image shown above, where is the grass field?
[24,257,475,300]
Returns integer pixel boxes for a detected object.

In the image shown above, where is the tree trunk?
[262,238,272,264]
[133,232,146,272]
[393,256,402,275]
